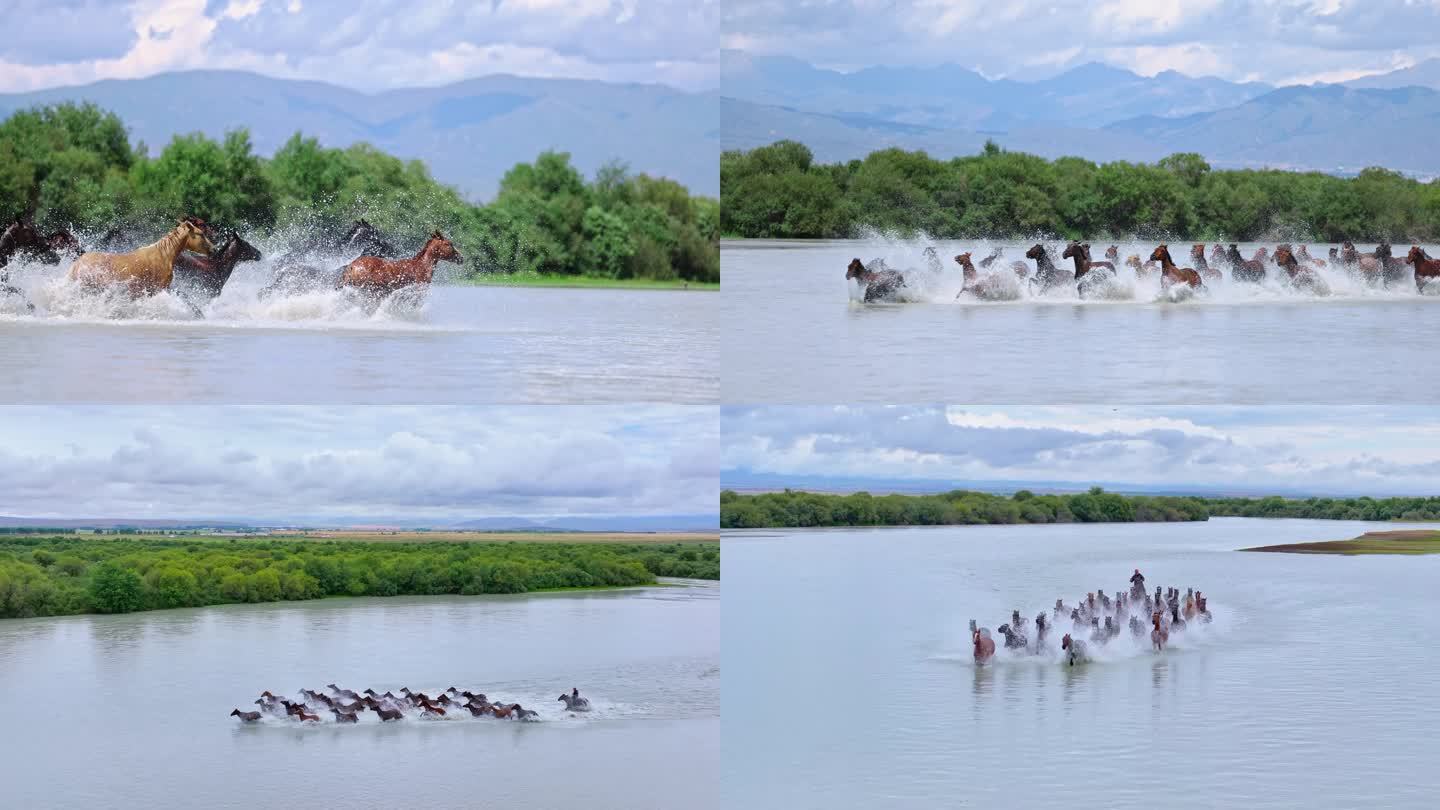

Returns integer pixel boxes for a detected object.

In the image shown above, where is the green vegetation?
[1243,530,1440,555]
[721,139,1440,241]
[0,103,718,284]
[1201,495,1440,522]
[720,488,1210,528]
[0,536,719,619]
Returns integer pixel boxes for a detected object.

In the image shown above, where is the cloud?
[0,0,717,93]
[722,0,1440,85]
[722,406,1440,496]
[0,406,717,520]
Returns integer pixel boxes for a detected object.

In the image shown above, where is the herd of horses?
[846,239,1440,302]
[971,570,1212,667]
[230,683,592,724]
[0,215,462,315]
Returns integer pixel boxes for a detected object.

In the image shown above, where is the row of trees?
[721,139,1440,242]
[0,537,719,619]
[719,488,1211,529]
[1201,495,1440,522]
[0,103,719,282]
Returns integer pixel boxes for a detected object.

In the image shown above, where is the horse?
[1295,245,1325,267]
[1151,613,1169,651]
[294,710,321,723]
[374,706,404,721]
[976,247,1003,269]
[330,708,359,723]
[1149,245,1202,289]
[1060,634,1087,666]
[230,709,263,722]
[1225,244,1265,283]
[846,258,907,303]
[465,704,492,717]
[997,623,1028,650]
[511,704,539,721]
[400,687,431,704]
[0,219,81,269]
[327,684,360,700]
[1376,243,1408,286]
[972,625,996,664]
[558,690,591,712]
[340,231,461,297]
[68,220,214,297]
[172,231,262,303]
[953,253,1015,300]
[1061,240,1115,282]
[1104,245,1120,264]
[417,704,447,717]
[1026,243,1072,292]
[1273,246,1328,294]
[1406,246,1440,292]
[1189,244,1221,281]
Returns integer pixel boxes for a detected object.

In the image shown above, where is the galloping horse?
[1149,245,1202,290]
[1226,244,1265,283]
[846,258,907,303]
[1406,246,1440,292]
[1151,613,1168,651]
[1061,634,1087,666]
[0,219,81,269]
[972,626,996,664]
[1061,240,1114,281]
[1273,245,1326,293]
[172,231,262,303]
[69,220,215,297]
[1026,243,1072,292]
[1189,244,1221,281]
[340,231,462,297]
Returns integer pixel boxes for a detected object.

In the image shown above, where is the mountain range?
[722,51,1440,176]
[0,514,718,532]
[0,70,719,199]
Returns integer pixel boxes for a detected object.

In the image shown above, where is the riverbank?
[0,535,720,619]
[457,274,718,291]
[1242,529,1440,555]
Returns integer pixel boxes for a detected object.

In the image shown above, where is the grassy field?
[1242,530,1440,555]
[457,274,719,291]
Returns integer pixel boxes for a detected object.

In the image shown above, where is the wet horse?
[972,625,996,664]
[1026,243,1072,292]
[1273,246,1327,293]
[340,231,462,297]
[1189,244,1221,281]
[1149,245,1202,290]
[69,220,215,297]
[1406,246,1440,292]
[1061,634,1087,666]
[1225,244,1265,283]
[0,219,81,269]
[846,258,907,303]
[1151,613,1169,651]
[1062,241,1115,288]
[172,231,262,305]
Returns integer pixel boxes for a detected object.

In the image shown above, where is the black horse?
[172,230,264,311]
[262,219,397,298]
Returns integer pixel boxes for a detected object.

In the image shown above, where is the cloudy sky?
[723,406,1440,496]
[0,0,718,93]
[724,0,1440,85]
[0,406,717,522]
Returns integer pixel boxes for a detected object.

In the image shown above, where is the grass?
[455,274,718,291]
[1241,529,1440,555]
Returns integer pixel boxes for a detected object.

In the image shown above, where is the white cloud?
[0,406,717,521]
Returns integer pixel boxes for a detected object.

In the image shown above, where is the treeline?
[721,139,1440,242]
[0,536,719,619]
[0,103,718,282]
[719,488,1210,528]
[1201,495,1440,522]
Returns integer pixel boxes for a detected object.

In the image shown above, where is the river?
[722,518,1440,808]
[722,239,1440,404]
[0,583,719,809]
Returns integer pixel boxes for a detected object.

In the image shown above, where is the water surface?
[723,519,1440,808]
[0,583,718,809]
[722,239,1440,404]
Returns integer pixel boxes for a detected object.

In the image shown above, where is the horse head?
[178,220,217,255]
[1407,245,1427,265]
[1024,243,1045,261]
[1149,244,1168,263]
[1190,244,1205,259]
[846,258,867,281]
[1061,241,1081,260]
[423,231,463,264]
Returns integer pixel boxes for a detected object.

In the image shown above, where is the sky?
[0,406,718,521]
[722,406,1440,497]
[0,0,719,94]
[723,0,1440,85]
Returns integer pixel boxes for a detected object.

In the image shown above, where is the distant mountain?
[720,50,1272,130]
[1346,58,1440,90]
[1105,85,1440,176]
[0,70,718,198]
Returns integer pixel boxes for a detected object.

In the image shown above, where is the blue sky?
[724,0,1440,85]
[0,406,718,520]
[722,406,1440,497]
[0,0,718,93]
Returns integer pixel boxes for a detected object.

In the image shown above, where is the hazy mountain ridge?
[0,70,719,198]
[0,514,719,532]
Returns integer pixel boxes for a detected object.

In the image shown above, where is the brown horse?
[1295,245,1325,267]
[1151,613,1168,651]
[490,703,518,719]
[69,220,214,296]
[972,628,996,664]
[340,231,461,296]
[417,704,447,717]
[1225,244,1265,283]
[464,704,492,717]
[1189,244,1221,281]
[1061,241,1114,281]
[295,710,321,723]
[846,258,907,302]
[1406,246,1440,291]
[374,706,404,721]
[1149,245,1202,289]
[1026,243,1071,292]
[1104,245,1120,264]
[172,231,262,301]
[0,219,81,269]
[1210,244,1226,264]
[330,708,359,723]
[230,709,262,722]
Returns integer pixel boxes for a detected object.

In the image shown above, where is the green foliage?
[0,537,718,619]
[722,140,1440,241]
[719,488,1210,528]
[1201,495,1440,521]
[0,103,716,283]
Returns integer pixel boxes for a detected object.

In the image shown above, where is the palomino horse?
[340,231,462,297]
[69,220,215,297]
[1149,245,1202,289]
[1406,246,1440,292]
[846,258,906,303]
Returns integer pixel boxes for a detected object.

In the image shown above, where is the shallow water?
[0,259,716,403]
[722,518,1440,809]
[722,239,1440,404]
[0,583,719,809]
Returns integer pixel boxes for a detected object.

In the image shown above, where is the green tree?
[88,562,144,614]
